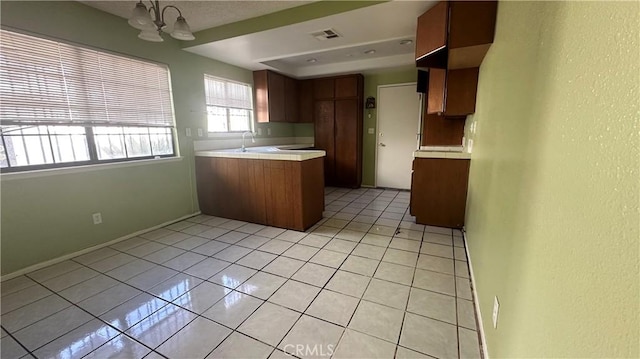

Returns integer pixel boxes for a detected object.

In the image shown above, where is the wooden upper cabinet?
[427,67,479,117]
[313,78,335,100]
[415,1,497,69]
[334,76,359,98]
[415,1,448,66]
[284,76,299,122]
[253,70,297,123]
[298,80,314,123]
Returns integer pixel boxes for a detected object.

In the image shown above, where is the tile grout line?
[4,187,476,359]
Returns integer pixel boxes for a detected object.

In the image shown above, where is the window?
[0,30,176,172]
[204,75,253,133]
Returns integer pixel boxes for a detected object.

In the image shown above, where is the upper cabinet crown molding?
[415,0,498,69]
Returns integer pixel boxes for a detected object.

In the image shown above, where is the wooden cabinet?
[416,1,497,69]
[410,158,470,228]
[313,78,335,100]
[427,67,479,116]
[313,74,363,188]
[284,76,298,122]
[298,79,314,123]
[254,70,298,123]
[196,156,324,231]
[421,113,465,147]
[415,1,449,67]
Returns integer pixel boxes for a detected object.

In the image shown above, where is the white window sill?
[1,156,184,181]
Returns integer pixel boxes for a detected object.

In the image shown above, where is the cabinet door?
[284,76,299,122]
[314,100,335,185]
[449,1,498,49]
[313,78,335,100]
[253,70,269,123]
[298,80,314,123]
[268,71,286,122]
[427,68,446,114]
[334,76,359,98]
[427,68,479,116]
[334,99,359,187]
[415,1,448,61]
[411,158,470,228]
[443,67,479,116]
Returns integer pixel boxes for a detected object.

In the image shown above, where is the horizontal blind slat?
[0,29,175,127]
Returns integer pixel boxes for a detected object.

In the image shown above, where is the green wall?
[0,1,260,274]
[465,1,639,357]
[362,68,417,186]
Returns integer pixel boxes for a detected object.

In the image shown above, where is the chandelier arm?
[147,0,164,30]
[161,5,184,23]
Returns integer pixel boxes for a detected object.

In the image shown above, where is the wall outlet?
[197,128,203,137]
[492,296,500,329]
[92,212,102,225]
[367,128,375,134]
[257,128,263,136]
[185,128,191,137]
[267,127,271,136]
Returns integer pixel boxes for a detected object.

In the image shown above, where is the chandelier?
[128,1,195,42]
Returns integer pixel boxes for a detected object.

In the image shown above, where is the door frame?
[374,82,421,188]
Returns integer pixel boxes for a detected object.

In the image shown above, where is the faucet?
[241,131,255,152]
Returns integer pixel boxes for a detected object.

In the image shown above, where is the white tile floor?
[1,187,482,359]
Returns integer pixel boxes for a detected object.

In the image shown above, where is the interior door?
[376,84,421,189]
[314,100,335,185]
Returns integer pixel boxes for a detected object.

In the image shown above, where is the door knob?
[379,143,386,147]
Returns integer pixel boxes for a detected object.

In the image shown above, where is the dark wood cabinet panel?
[312,74,363,188]
[314,100,335,185]
[334,99,359,187]
[298,79,314,123]
[415,1,448,63]
[415,0,497,69]
[427,67,479,116]
[334,76,359,99]
[196,157,324,231]
[313,78,335,100]
[449,1,497,48]
[253,70,297,123]
[284,76,299,122]
[427,68,446,114]
[422,113,465,147]
[410,158,470,228]
[268,71,286,122]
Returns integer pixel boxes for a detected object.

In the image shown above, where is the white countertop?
[195,144,325,161]
[413,150,472,159]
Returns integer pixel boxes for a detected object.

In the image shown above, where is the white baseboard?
[1,211,200,281]
[463,229,490,359]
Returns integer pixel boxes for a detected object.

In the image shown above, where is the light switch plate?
[185,128,191,137]
[197,128,203,137]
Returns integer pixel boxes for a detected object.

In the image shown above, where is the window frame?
[203,75,254,134]
[0,28,178,173]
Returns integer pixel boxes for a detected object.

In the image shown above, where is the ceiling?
[81,1,436,78]
[79,1,314,32]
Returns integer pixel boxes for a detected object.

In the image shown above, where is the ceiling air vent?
[310,29,341,41]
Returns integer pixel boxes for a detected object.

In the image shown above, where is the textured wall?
[465,1,639,357]
[0,1,254,274]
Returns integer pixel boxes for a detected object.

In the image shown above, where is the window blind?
[0,30,175,127]
[204,75,253,110]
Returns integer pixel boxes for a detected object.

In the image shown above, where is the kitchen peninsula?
[195,146,326,231]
